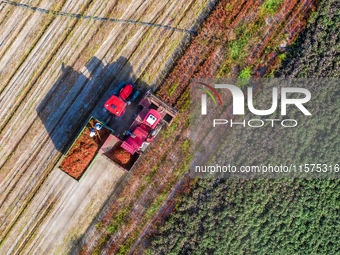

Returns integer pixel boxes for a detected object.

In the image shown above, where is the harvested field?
[0,0,212,254]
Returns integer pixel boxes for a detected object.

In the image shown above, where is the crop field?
[77,0,317,253]
[0,0,212,254]
[146,0,340,254]
[0,0,335,254]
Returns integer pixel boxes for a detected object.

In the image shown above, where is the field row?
[0,0,210,254]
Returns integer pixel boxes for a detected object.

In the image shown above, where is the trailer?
[59,117,113,180]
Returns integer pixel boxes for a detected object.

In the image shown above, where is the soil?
[60,119,111,180]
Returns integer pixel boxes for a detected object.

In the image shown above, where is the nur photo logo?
[196,81,312,128]
[196,81,223,115]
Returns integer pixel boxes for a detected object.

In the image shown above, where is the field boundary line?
[1,0,198,36]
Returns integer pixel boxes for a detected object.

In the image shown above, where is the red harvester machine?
[59,83,178,180]
[100,89,178,170]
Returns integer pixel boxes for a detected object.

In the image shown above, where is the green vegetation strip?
[147,1,340,254]
[218,0,288,80]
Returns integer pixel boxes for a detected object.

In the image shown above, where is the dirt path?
[0,0,210,254]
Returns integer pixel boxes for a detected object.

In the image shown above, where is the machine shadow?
[36,56,147,154]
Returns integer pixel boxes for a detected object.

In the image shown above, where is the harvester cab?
[104,83,136,117]
[120,109,163,154]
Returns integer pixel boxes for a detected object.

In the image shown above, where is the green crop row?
[146,0,340,254]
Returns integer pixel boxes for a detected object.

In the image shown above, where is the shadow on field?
[36,56,147,154]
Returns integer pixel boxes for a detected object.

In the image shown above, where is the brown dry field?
[0,0,210,254]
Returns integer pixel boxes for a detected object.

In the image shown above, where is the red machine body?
[121,109,162,154]
[104,84,133,117]
[104,96,126,117]
[99,91,179,171]
[119,84,133,100]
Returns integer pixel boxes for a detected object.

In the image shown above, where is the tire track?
[0,0,45,58]
[1,164,74,254]
[112,1,179,78]
[132,0,192,81]
[0,5,96,223]
[7,196,58,255]
[0,0,96,248]
[0,0,68,126]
